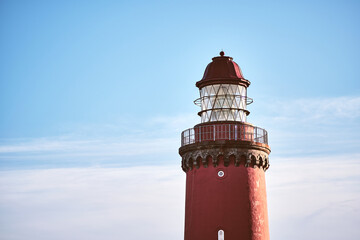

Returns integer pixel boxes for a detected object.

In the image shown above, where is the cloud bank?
[0,96,359,239]
[0,155,359,240]
[0,166,185,240]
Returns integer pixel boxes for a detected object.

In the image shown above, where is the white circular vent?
[218,170,225,177]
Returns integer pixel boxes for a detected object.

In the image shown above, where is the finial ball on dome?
[220,51,225,56]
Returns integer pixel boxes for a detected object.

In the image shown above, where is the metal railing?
[181,123,268,147]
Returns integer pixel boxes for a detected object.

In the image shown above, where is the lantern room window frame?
[194,84,253,123]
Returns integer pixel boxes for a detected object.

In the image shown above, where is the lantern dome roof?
[196,51,250,88]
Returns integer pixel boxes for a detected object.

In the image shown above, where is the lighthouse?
[179,52,271,240]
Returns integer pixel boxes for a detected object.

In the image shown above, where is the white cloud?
[0,113,199,168]
[267,154,360,240]
[0,136,181,169]
[256,96,360,124]
[297,96,360,120]
[250,96,360,157]
[0,114,197,158]
[149,113,199,131]
[0,155,359,240]
[0,166,186,240]
[0,137,178,156]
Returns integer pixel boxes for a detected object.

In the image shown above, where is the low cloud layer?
[0,96,359,239]
[252,96,360,157]
[0,155,359,240]
[0,166,185,240]
[267,155,360,240]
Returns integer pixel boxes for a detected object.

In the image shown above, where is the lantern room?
[194,51,253,123]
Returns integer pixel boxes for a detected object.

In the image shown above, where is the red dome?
[196,52,250,88]
[202,55,244,80]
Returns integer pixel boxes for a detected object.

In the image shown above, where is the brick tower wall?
[180,143,270,240]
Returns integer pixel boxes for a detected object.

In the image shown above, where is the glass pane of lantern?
[232,110,239,121]
[210,85,218,96]
[213,97,219,108]
[234,96,240,108]
[219,110,226,121]
[204,86,210,96]
[227,96,235,108]
[239,86,246,96]
[227,110,234,121]
[223,84,229,94]
[216,110,222,121]
[218,85,225,96]
[209,110,215,121]
[234,110,239,121]
[201,112,207,122]
[236,111,241,121]
[231,97,237,108]
[239,111,245,122]
[225,95,234,108]
[209,96,215,108]
[203,98,209,110]
[223,113,227,121]
[231,85,238,95]
[227,109,233,120]
[228,85,234,95]
[217,97,225,108]
[240,98,246,109]
[233,109,238,120]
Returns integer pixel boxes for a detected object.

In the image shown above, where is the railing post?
[262,129,264,143]
[234,124,235,140]
[199,126,201,142]
[243,125,245,140]
[188,129,190,144]
[266,131,268,144]
[192,129,194,144]
[229,124,230,140]
[213,125,215,141]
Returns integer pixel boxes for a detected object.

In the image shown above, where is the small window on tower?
[218,229,224,240]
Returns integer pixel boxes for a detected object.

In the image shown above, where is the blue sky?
[0,0,359,239]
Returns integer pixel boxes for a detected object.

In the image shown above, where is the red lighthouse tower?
[179,52,271,240]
